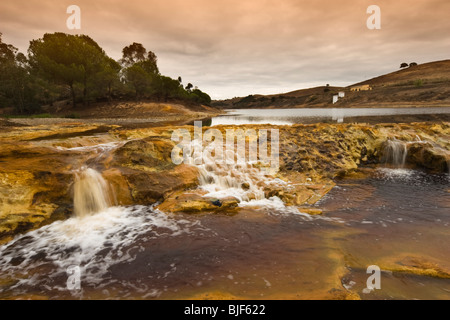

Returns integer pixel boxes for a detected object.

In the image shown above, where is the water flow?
[0,205,203,296]
[188,138,290,210]
[383,139,408,168]
[198,159,277,203]
[73,168,112,218]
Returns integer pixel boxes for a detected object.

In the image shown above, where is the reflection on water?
[0,169,448,300]
[211,107,450,126]
[315,169,450,300]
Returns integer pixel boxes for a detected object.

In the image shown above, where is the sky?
[1,0,449,99]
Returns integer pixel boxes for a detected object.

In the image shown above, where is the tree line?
[0,32,211,114]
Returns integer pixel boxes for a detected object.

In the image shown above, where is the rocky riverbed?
[0,118,448,244]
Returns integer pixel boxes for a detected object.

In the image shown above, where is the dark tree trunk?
[70,84,76,108]
[83,76,88,106]
[108,83,112,103]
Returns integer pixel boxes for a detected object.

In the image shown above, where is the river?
[0,167,448,299]
[0,112,449,300]
[211,107,450,126]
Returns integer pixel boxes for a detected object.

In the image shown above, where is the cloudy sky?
[1,0,449,99]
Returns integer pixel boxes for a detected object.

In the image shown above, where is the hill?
[213,60,450,109]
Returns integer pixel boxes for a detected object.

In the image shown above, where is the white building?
[332,95,339,104]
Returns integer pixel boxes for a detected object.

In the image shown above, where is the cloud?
[1,0,449,99]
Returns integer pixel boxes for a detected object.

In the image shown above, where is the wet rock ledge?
[0,121,448,243]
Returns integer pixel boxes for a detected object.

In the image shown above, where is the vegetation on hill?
[0,32,211,114]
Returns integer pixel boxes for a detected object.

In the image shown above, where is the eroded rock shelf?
[0,120,449,244]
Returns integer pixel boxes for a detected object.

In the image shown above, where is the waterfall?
[192,138,285,207]
[172,125,298,211]
[198,160,271,203]
[383,139,408,168]
[73,168,112,218]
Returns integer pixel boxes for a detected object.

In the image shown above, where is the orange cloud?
[1,0,449,98]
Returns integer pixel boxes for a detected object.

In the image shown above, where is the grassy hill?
[213,60,450,109]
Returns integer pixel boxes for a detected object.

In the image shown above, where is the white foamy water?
[376,168,417,181]
[56,141,124,153]
[198,161,286,206]
[55,139,129,163]
[186,137,304,214]
[0,206,203,293]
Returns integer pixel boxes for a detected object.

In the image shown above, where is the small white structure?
[333,92,345,104]
[332,95,339,104]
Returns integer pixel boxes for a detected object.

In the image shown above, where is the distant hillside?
[213,86,345,109]
[355,60,450,87]
[213,60,450,109]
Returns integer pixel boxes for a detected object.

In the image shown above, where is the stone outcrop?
[0,120,448,243]
[0,124,201,243]
[106,138,201,205]
[0,144,74,243]
[278,124,385,178]
[157,192,239,214]
[407,142,450,172]
[276,122,449,176]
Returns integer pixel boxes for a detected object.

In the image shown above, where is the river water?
[211,107,450,126]
[1,108,449,299]
[0,167,448,300]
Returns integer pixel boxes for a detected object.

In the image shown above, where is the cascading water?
[73,167,113,218]
[184,134,292,211]
[383,139,408,168]
[0,143,209,298]
[198,158,279,204]
[0,165,202,296]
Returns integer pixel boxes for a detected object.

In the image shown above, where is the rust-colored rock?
[119,165,200,205]
[0,120,448,243]
[157,191,239,214]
